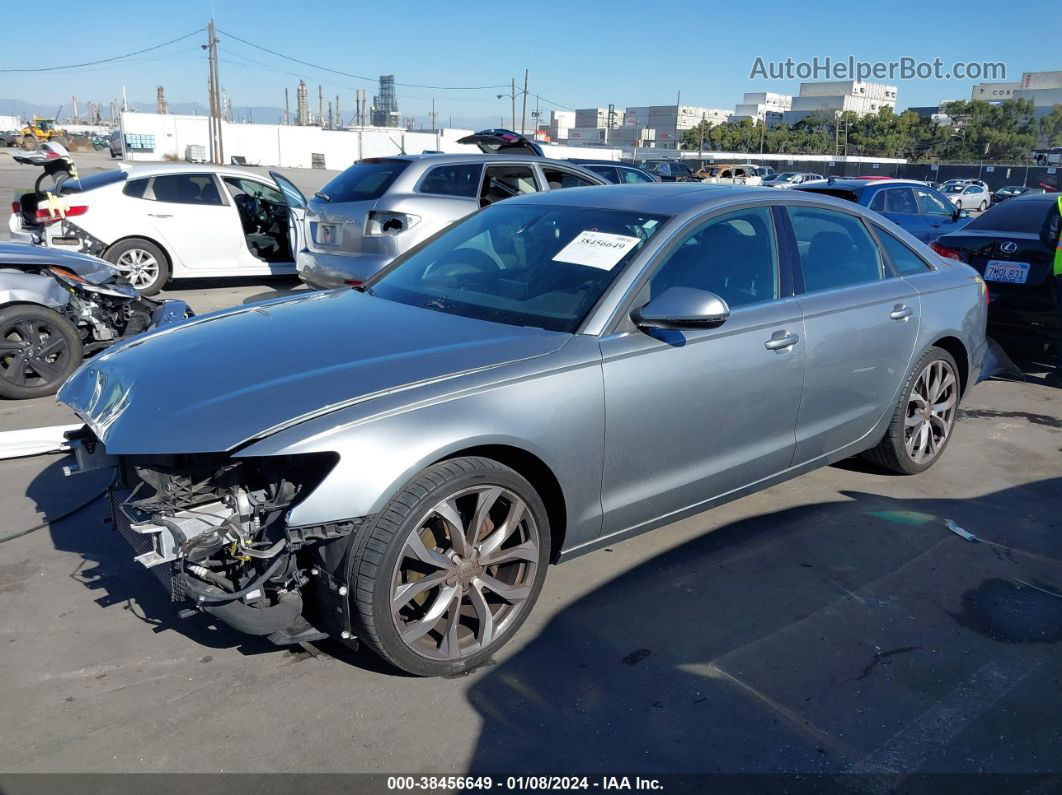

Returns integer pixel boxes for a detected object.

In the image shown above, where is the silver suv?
[297,132,607,288]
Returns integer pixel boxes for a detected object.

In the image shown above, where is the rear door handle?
[890,304,913,320]
[764,330,800,351]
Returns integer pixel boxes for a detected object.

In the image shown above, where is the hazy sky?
[1,0,1057,127]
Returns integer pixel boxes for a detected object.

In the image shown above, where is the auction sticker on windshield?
[553,230,641,270]
[983,259,1030,284]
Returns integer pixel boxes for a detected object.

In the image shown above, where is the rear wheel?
[105,238,170,295]
[864,346,960,474]
[978,200,988,212]
[0,305,83,399]
[347,457,551,676]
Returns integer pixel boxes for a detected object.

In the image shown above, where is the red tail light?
[34,205,87,225]
[929,241,963,261]
[344,279,364,288]
[984,282,990,304]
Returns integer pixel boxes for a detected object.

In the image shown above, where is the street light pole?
[520,69,528,136]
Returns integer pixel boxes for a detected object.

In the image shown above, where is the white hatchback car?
[9,164,308,295]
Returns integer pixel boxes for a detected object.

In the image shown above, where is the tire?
[347,456,551,676]
[0,305,83,400]
[21,134,38,151]
[863,346,961,474]
[104,238,170,296]
[978,201,988,212]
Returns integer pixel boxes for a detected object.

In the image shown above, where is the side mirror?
[956,208,970,219]
[631,286,731,330]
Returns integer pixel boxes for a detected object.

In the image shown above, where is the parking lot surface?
[0,372,1059,775]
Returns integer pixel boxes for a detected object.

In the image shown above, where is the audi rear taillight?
[35,205,87,225]
[930,242,963,261]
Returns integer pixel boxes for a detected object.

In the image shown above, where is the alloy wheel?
[389,484,540,661]
[904,359,958,464]
[114,248,160,290]
[0,317,71,388]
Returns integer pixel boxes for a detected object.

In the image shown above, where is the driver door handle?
[890,304,913,320]
[764,330,799,351]
[147,213,172,218]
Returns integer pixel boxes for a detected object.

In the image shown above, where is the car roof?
[0,240,109,268]
[500,182,801,214]
[1005,192,1060,204]
[805,178,923,190]
[119,162,273,181]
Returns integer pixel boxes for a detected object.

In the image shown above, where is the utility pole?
[204,19,224,164]
[520,69,528,136]
[335,95,340,128]
[284,87,289,125]
[429,98,437,132]
[318,85,323,127]
[511,78,516,130]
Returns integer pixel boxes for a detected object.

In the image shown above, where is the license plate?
[983,260,1030,284]
[317,223,340,246]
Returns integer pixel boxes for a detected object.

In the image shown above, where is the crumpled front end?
[67,429,358,645]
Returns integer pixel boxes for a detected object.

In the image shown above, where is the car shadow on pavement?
[29,457,279,657]
[465,479,1062,776]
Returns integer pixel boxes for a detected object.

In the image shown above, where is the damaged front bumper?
[65,430,362,646]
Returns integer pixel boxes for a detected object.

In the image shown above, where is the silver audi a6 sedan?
[59,184,988,676]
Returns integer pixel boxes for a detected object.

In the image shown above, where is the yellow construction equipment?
[20,115,67,150]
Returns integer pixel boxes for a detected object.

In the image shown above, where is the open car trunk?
[457,129,543,157]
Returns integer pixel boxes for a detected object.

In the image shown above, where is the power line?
[0,29,205,72]
[218,28,510,91]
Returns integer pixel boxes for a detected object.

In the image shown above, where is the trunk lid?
[457,129,543,157]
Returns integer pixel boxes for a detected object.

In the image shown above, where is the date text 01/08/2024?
[385,776,664,791]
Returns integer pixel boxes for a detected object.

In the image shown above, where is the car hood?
[58,289,571,455]
[0,242,117,285]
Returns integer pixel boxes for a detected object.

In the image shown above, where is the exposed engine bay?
[68,434,356,645]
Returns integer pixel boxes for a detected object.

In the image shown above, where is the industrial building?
[730,92,792,126]
[371,75,400,128]
[782,81,897,125]
[622,105,731,145]
[971,71,1062,119]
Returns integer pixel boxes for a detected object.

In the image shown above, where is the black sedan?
[932,193,1060,356]
[991,185,1045,205]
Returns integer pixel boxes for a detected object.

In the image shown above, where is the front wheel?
[0,305,83,399]
[863,346,960,474]
[105,238,170,295]
[978,201,988,212]
[347,457,551,676]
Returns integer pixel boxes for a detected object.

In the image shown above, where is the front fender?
[0,270,69,310]
[236,336,606,551]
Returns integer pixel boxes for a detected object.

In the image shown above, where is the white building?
[971,82,1020,102]
[730,92,792,126]
[0,115,20,130]
[1011,71,1062,120]
[574,107,622,129]
[537,110,575,143]
[623,105,730,146]
[782,81,897,125]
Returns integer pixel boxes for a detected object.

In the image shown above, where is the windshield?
[997,186,1023,194]
[774,172,799,181]
[317,158,409,202]
[367,203,669,333]
[941,184,964,193]
[59,170,128,194]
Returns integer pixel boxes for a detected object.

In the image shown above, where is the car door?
[786,205,921,464]
[599,205,805,535]
[143,173,246,272]
[269,171,308,264]
[915,186,964,242]
[869,186,927,240]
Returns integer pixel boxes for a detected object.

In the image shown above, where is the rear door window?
[787,207,884,293]
[149,174,224,205]
[59,170,127,195]
[480,164,538,206]
[883,187,918,214]
[619,167,654,184]
[318,159,409,202]
[877,229,933,275]
[418,163,483,198]
[540,167,598,189]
